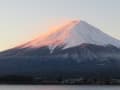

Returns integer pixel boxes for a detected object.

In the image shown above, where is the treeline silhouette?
[0,75,119,85]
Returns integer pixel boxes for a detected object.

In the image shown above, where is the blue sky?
[0,0,120,51]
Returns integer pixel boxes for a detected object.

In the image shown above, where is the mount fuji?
[0,20,120,81]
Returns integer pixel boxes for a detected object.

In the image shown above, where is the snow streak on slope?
[19,20,120,51]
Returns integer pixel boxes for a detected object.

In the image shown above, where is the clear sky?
[0,0,120,51]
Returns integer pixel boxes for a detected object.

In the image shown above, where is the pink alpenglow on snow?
[18,20,120,51]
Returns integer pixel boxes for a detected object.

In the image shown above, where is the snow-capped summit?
[19,20,120,51]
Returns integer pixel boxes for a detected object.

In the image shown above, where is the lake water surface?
[0,85,120,90]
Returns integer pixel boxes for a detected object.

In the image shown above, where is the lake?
[0,85,120,90]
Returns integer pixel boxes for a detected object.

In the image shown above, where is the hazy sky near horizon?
[0,0,120,51]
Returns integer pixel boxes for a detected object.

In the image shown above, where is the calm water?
[0,85,120,90]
